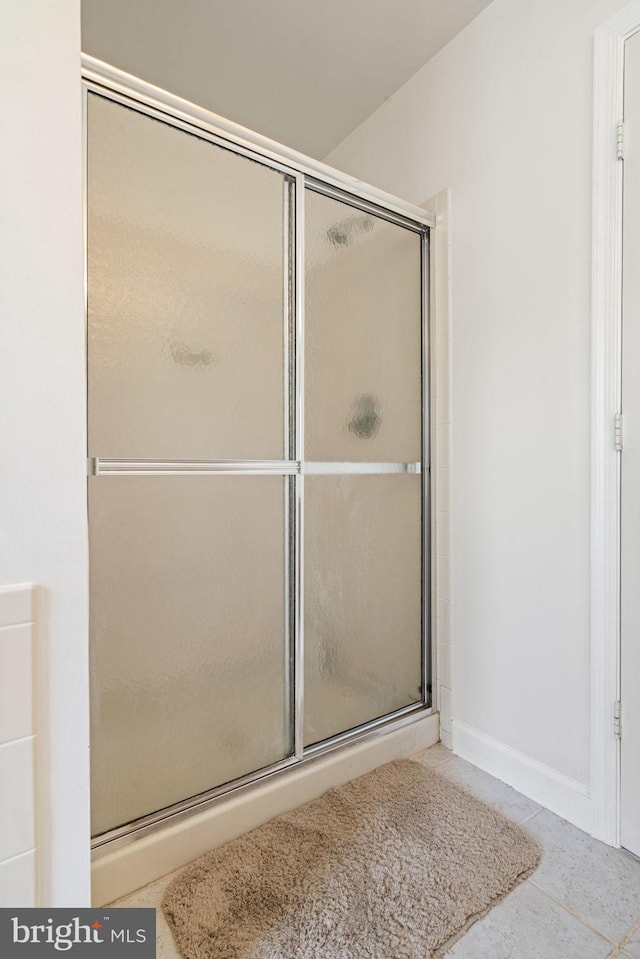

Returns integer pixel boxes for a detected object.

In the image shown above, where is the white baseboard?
[452,720,593,834]
[92,711,439,906]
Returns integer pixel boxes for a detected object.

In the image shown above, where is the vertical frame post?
[294,174,306,759]
[422,229,433,708]
[283,175,296,756]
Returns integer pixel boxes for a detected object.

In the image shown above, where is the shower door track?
[92,705,429,852]
[83,55,435,854]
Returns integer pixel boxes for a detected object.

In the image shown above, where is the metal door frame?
[83,55,435,853]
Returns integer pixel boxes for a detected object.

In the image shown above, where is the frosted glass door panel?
[89,475,289,835]
[304,474,422,747]
[305,190,422,462]
[87,94,286,461]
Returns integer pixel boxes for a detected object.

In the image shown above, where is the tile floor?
[114,743,640,958]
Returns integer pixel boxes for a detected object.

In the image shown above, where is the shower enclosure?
[85,67,432,845]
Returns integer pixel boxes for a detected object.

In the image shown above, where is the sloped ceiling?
[82,0,494,159]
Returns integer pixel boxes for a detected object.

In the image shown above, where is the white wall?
[0,1,89,904]
[327,0,626,798]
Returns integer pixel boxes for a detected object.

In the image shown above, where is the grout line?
[617,915,640,952]
[0,620,35,630]
[407,744,454,767]
[412,753,455,769]
[0,847,36,867]
[527,879,617,946]
[0,733,36,750]
[519,808,543,825]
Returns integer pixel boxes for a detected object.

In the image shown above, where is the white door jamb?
[591,0,640,847]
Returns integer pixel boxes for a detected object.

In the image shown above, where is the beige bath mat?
[162,759,540,959]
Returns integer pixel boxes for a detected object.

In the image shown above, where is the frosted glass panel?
[87,94,286,460]
[304,474,422,746]
[305,190,422,462]
[89,475,289,835]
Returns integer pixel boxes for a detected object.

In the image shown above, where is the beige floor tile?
[525,810,640,944]
[446,882,612,959]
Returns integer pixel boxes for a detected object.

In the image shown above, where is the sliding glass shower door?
[86,88,430,842]
[303,189,424,746]
[87,94,294,836]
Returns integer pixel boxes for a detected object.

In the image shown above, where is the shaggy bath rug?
[162,759,540,959]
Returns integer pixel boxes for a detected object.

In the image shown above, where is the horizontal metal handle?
[303,462,421,475]
[91,458,423,477]
[91,458,299,476]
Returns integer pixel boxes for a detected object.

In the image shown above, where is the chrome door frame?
[83,56,435,854]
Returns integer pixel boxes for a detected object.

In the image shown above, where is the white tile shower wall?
[425,189,453,750]
[0,585,37,906]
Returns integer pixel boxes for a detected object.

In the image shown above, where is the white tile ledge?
[0,584,34,628]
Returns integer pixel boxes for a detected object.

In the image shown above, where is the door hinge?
[614,701,622,739]
[617,120,625,160]
[615,412,624,451]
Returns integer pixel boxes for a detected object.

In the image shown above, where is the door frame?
[592,1,640,847]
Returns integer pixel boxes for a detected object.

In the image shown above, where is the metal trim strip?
[304,177,426,233]
[81,55,434,229]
